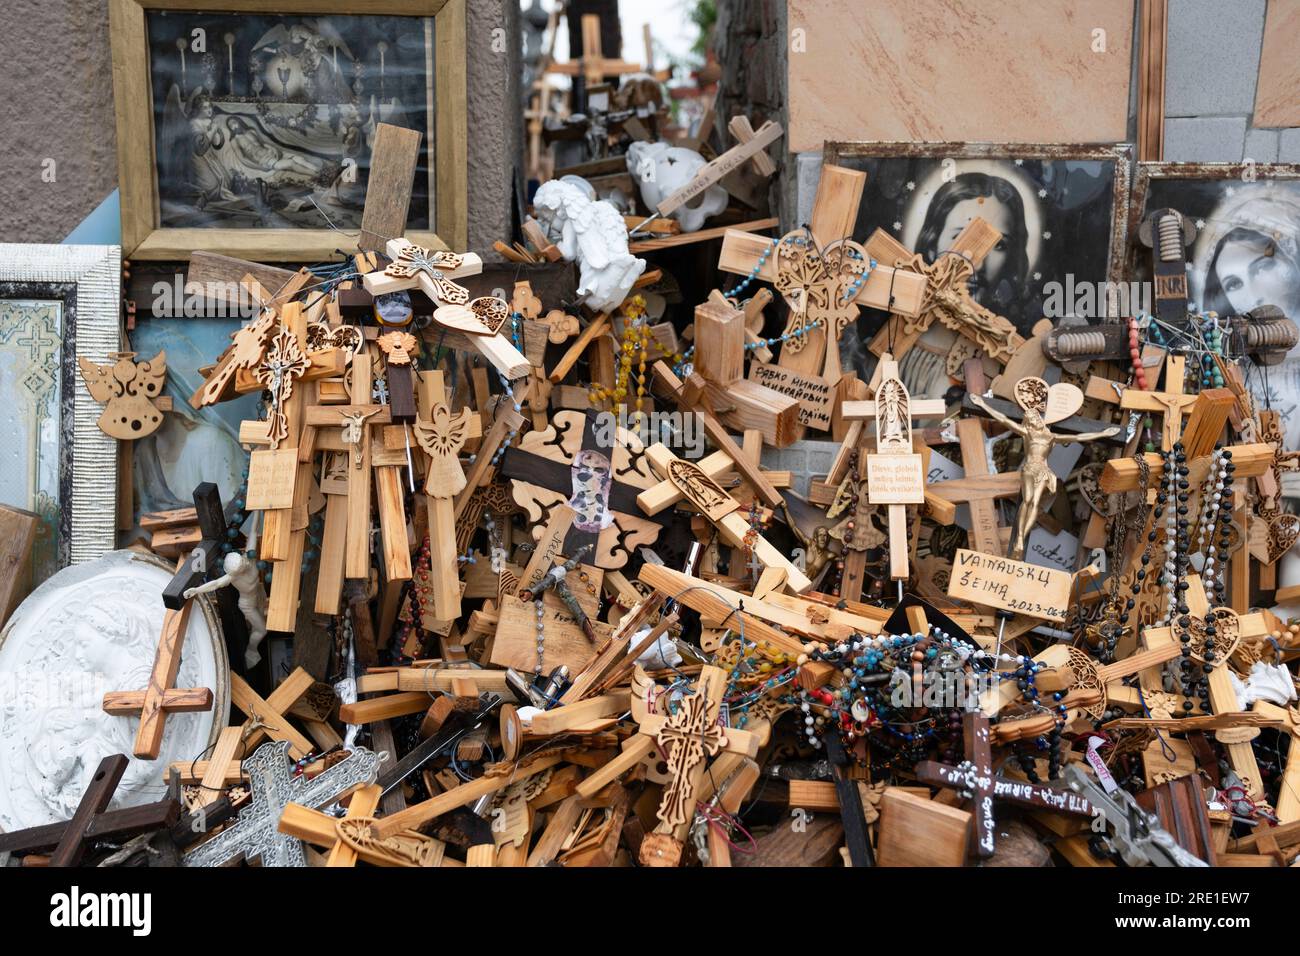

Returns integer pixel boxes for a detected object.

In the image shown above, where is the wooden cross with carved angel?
[413,401,475,620]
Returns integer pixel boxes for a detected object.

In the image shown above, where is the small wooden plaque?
[947,548,1072,622]
[866,453,925,505]
[246,447,298,511]
[748,362,834,430]
[1044,382,1085,424]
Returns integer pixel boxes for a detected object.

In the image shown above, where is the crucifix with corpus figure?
[864,217,1025,366]
[102,557,214,759]
[841,354,946,585]
[717,165,929,383]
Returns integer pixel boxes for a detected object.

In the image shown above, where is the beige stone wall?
[0,0,520,254]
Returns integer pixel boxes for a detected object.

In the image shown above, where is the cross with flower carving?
[364,238,483,306]
[256,325,310,449]
[635,664,760,867]
[864,219,1025,365]
[717,165,928,382]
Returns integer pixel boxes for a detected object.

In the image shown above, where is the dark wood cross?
[824,733,874,866]
[8,755,134,866]
[914,713,1094,859]
[499,409,668,566]
[160,481,250,676]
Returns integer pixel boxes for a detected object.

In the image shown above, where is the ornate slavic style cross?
[365,240,478,306]
[184,740,381,868]
[865,219,1024,364]
[255,326,310,449]
[655,692,727,830]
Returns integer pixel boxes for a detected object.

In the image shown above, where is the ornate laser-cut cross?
[183,740,381,868]
[255,325,310,449]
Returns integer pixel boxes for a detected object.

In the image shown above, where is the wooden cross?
[718,165,928,381]
[1249,702,1300,823]
[230,667,324,762]
[636,443,812,593]
[649,361,785,510]
[102,561,214,759]
[413,386,474,621]
[547,13,645,90]
[376,330,419,424]
[864,218,1025,364]
[0,756,182,862]
[842,354,946,581]
[362,240,528,380]
[256,323,310,448]
[915,713,1094,859]
[1118,355,1198,450]
[278,783,449,867]
[635,665,762,867]
[499,409,664,569]
[184,740,381,867]
[1145,574,1271,800]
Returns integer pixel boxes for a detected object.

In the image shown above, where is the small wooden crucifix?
[842,354,946,582]
[102,559,215,759]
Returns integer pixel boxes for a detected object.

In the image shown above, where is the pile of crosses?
[16,135,1300,871]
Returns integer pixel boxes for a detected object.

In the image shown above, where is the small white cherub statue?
[184,551,269,670]
[533,178,646,312]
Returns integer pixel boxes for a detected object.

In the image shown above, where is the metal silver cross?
[184,740,381,868]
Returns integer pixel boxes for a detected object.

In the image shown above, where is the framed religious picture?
[822,141,1132,399]
[0,244,122,580]
[108,0,468,261]
[1131,163,1300,451]
[126,314,262,532]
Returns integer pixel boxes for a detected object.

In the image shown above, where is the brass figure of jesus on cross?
[970,377,1118,561]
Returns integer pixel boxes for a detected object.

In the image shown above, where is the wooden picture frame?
[0,244,122,569]
[1130,162,1300,448]
[109,0,468,261]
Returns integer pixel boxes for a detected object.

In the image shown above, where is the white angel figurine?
[533,178,647,312]
[184,551,269,670]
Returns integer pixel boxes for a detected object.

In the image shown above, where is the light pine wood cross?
[841,354,945,581]
[1117,355,1198,451]
[636,442,813,593]
[864,218,1025,364]
[717,165,928,381]
[362,239,529,380]
[636,665,762,867]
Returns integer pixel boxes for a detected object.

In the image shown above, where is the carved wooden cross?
[102,560,214,760]
[718,165,928,381]
[413,396,474,621]
[278,783,449,867]
[636,443,812,593]
[636,665,761,866]
[864,218,1025,364]
[256,323,310,449]
[842,354,946,582]
[362,242,528,380]
[1118,355,1198,451]
[915,713,1095,859]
